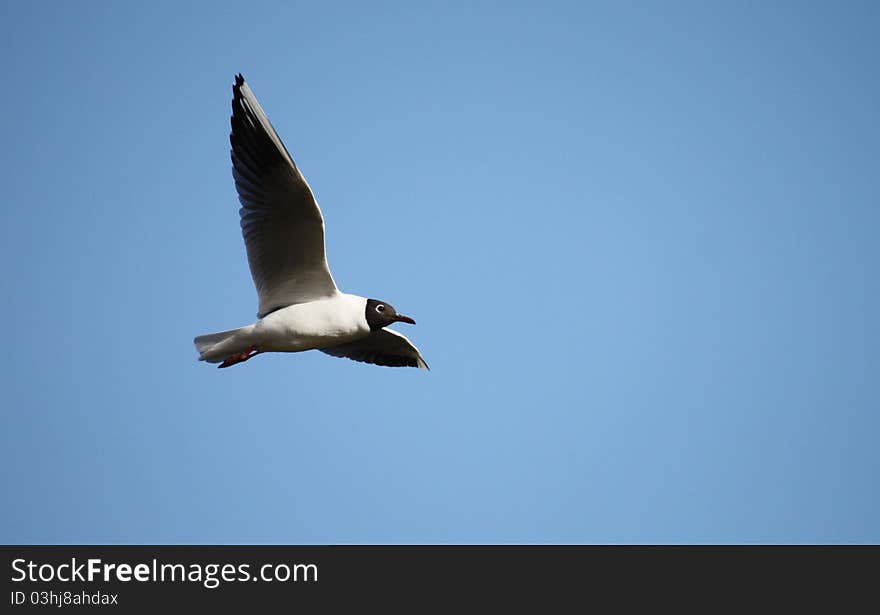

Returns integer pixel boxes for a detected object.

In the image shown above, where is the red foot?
[218,346,260,369]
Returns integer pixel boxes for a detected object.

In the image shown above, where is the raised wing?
[320,329,429,370]
[231,74,338,317]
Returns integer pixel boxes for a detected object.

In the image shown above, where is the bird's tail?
[194,326,253,363]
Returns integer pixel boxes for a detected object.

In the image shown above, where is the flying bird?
[194,74,428,370]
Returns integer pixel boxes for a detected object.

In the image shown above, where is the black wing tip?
[234,73,245,87]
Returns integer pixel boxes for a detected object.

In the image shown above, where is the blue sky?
[2,1,878,543]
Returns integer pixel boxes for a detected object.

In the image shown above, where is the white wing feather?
[230,75,339,317]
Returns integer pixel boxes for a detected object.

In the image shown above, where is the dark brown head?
[365,299,416,331]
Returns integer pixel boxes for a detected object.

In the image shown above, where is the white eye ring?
[376,304,385,312]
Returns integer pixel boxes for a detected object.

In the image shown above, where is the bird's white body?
[196,294,370,362]
[253,294,369,352]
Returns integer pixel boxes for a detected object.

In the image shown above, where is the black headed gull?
[194,75,428,370]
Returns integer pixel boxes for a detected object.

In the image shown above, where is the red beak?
[394,314,416,325]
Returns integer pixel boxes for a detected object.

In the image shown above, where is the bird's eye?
[376,304,385,312]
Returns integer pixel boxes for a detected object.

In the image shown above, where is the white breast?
[253,294,370,352]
